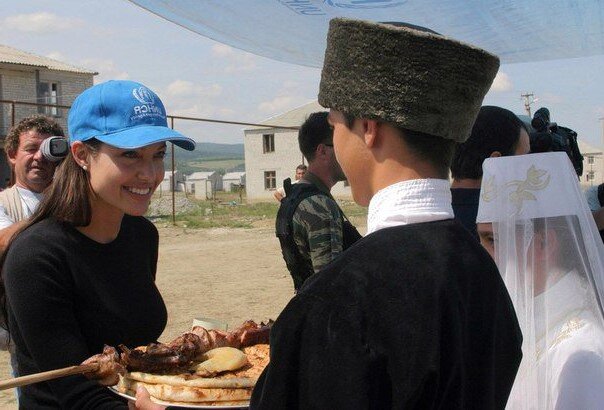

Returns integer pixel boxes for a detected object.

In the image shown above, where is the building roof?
[187,171,215,180]
[222,172,245,179]
[245,100,324,131]
[0,44,97,74]
[578,140,601,155]
[162,170,181,180]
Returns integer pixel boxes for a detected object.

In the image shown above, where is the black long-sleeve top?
[251,220,523,409]
[4,215,167,409]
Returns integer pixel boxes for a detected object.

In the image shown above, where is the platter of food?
[84,320,272,408]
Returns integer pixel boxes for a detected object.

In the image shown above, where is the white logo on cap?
[132,87,155,104]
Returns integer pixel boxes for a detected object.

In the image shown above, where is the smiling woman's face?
[85,141,167,219]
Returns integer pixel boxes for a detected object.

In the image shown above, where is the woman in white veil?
[476,152,604,409]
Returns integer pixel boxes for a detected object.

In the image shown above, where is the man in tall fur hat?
[251,18,522,409]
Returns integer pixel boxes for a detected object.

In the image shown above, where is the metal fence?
[0,99,299,224]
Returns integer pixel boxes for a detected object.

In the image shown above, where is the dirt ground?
[0,217,367,409]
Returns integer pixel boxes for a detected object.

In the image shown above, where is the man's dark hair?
[5,115,64,157]
[451,106,527,180]
[296,164,308,171]
[298,112,332,162]
[343,113,455,179]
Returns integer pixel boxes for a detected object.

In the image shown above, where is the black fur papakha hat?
[318,18,500,142]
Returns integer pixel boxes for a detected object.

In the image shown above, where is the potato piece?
[191,347,248,376]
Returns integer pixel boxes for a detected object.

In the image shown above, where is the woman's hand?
[127,386,166,410]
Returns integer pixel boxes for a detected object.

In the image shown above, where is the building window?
[38,81,60,116]
[263,134,275,153]
[587,171,595,181]
[264,171,276,190]
[588,156,595,164]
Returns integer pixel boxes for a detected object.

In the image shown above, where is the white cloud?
[157,80,232,123]
[540,92,564,104]
[490,72,513,92]
[3,12,82,33]
[211,44,234,57]
[258,96,295,113]
[255,78,315,115]
[166,80,222,98]
[211,44,257,73]
[81,58,129,83]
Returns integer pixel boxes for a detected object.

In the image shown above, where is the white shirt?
[537,273,604,409]
[508,272,604,409]
[0,186,43,229]
[366,178,454,235]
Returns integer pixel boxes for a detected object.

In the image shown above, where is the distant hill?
[172,142,243,160]
[167,142,244,175]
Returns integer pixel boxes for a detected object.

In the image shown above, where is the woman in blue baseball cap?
[0,80,195,408]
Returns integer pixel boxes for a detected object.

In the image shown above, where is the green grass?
[177,159,244,175]
[151,191,368,230]
[152,191,279,229]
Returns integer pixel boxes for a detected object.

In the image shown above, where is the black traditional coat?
[251,220,522,410]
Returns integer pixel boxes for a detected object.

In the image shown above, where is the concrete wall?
[244,128,353,201]
[244,128,306,201]
[579,151,604,189]
[0,64,93,137]
[158,171,185,193]
[185,174,222,200]
[223,175,245,192]
[0,64,94,187]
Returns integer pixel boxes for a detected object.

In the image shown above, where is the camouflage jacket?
[291,174,343,274]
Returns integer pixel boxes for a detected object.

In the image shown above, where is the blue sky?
[2,0,603,148]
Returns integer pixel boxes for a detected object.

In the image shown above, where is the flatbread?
[126,372,256,388]
[118,378,253,403]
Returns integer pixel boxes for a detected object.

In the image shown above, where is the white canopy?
[128,0,604,67]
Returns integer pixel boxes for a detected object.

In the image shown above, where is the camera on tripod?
[527,107,584,177]
[40,136,69,162]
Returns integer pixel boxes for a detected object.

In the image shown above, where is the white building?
[0,44,96,187]
[243,101,352,202]
[158,170,185,194]
[578,140,604,188]
[222,172,246,192]
[186,171,222,200]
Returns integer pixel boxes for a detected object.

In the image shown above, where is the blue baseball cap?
[68,80,195,151]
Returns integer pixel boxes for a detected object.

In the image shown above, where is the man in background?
[450,106,530,237]
[0,115,63,252]
[275,111,361,292]
[273,164,307,202]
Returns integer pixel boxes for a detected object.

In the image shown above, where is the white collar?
[366,179,454,235]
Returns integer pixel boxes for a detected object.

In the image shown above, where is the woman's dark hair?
[451,106,527,180]
[0,139,102,329]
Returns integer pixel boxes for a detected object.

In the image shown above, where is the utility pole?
[521,92,536,117]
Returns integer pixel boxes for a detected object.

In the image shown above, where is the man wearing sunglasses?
[275,111,361,292]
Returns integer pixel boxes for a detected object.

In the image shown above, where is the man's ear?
[490,151,502,158]
[364,119,379,148]
[71,141,89,168]
[6,149,17,166]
